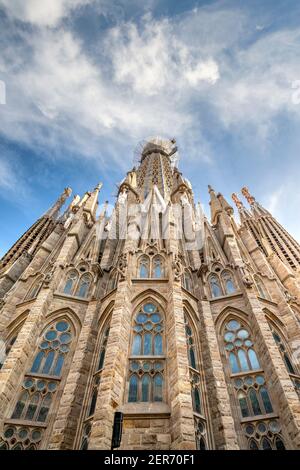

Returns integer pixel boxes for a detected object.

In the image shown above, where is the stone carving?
[172,253,184,281]
[117,252,128,280]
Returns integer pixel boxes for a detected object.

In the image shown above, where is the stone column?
[88,276,132,449]
[166,280,196,450]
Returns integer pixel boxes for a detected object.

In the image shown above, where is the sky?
[0,0,300,257]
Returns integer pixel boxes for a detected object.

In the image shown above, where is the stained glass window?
[210,275,222,298]
[128,303,165,402]
[63,271,78,295]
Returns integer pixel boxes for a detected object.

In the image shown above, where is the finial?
[208,185,214,193]
[241,187,255,205]
[232,193,244,209]
[94,182,103,191]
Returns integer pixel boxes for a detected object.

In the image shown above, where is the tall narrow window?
[269,324,300,397]
[76,274,92,298]
[26,279,42,300]
[139,256,150,278]
[128,302,165,403]
[79,323,110,450]
[209,275,222,298]
[222,271,236,295]
[184,314,209,449]
[182,271,193,293]
[254,276,267,299]
[63,271,78,295]
[152,256,163,278]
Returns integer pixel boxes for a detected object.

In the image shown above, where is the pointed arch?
[106,269,118,293]
[131,289,167,313]
[75,273,93,298]
[208,274,222,298]
[25,275,43,301]
[138,255,150,278]
[221,270,236,295]
[62,269,79,296]
[254,275,269,300]
[182,269,193,293]
[152,254,164,278]
[127,299,165,403]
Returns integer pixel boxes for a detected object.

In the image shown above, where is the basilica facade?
[0,138,300,450]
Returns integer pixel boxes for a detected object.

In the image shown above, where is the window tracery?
[137,254,165,279]
[128,302,164,403]
[6,319,74,450]
[222,317,285,450]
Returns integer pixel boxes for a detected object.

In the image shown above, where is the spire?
[45,187,72,219]
[208,185,223,225]
[241,186,270,217]
[217,192,234,216]
[232,193,252,223]
[83,182,103,222]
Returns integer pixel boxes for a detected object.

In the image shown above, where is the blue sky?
[0,0,300,257]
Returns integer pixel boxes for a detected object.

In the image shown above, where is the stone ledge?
[120,402,171,417]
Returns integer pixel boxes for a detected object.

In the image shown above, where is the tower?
[0,138,299,451]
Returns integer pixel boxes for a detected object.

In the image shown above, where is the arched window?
[254,276,267,299]
[76,274,92,298]
[63,271,78,295]
[128,302,165,403]
[29,320,73,378]
[26,279,42,300]
[0,334,18,370]
[269,325,296,375]
[107,271,118,293]
[209,275,222,298]
[182,271,193,293]
[139,256,150,278]
[184,314,209,448]
[222,271,236,295]
[80,323,110,450]
[222,317,282,449]
[224,319,273,418]
[152,256,163,278]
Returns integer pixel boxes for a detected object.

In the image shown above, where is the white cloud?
[0,0,92,27]
[184,59,220,86]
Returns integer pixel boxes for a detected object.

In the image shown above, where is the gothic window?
[139,256,150,278]
[26,279,42,300]
[76,274,92,298]
[209,275,222,298]
[184,313,210,449]
[0,424,44,450]
[0,334,18,370]
[29,320,72,378]
[254,276,268,299]
[80,324,110,450]
[224,320,261,374]
[182,271,193,293]
[63,271,78,295]
[128,302,165,403]
[106,271,118,293]
[269,324,298,381]
[222,317,283,449]
[222,271,236,295]
[152,256,163,278]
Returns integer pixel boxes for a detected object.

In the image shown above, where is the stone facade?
[0,137,300,450]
